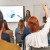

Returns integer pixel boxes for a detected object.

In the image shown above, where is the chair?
[30,46,50,50]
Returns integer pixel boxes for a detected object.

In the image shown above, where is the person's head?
[18,19,25,29]
[0,11,4,31]
[43,16,46,23]
[18,19,25,34]
[26,10,31,17]
[27,16,40,33]
[3,20,9,31]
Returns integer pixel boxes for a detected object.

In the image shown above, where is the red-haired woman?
[27,16,40,33]
[25,5,50,50]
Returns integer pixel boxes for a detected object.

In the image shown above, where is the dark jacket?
[2,32,10,42]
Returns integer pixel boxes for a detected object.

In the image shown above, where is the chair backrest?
[30,46,50,50]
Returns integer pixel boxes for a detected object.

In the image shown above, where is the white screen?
[0,6,24,22]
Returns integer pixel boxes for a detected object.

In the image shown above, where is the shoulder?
[0,40,21,50]
[2,32,10,40]
[24,27,30,34]
[5,30,13,34]
[2,33,10,40]
[26,32,39,39]
[2,32,9,36]
[26,33,32,39]
[24,27,30,30]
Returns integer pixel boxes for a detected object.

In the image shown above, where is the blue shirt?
[15,27,30,40]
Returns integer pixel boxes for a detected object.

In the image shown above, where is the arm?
[42,5,48,18]
[41,5,50,34]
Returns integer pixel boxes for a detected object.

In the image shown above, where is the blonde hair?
[18,19,25,34]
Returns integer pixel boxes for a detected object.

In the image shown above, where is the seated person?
[3,20,13,42]
[25,5,50,50]
[15,19,30,47]
[0,11,21,50]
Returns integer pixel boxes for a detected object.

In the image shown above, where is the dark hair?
[43,16,46,23]
[3,20,9,30]
[25,10,31,22]
[0,11,3,30]
[26,10,31,17]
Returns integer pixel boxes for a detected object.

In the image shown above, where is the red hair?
[27,16,40,33]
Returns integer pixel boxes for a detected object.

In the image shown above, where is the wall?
[0,0,50,39]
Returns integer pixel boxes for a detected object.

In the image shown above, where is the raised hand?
[42,5,48,18]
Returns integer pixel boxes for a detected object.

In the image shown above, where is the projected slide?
[0,6,24,22]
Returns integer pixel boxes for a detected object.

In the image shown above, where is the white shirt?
[25,17,50,50]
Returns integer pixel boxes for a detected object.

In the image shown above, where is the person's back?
[3,20,13,38]
[40,25,50,46]
[4,30,13,38]
[0,40,21,50]
[15,27,30,47]
[15,28,23,43]
[26,17,50,50]
[15,19,30,50]
[3,20,13,42]
[21,27,30,40]
[2,32,10,42]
